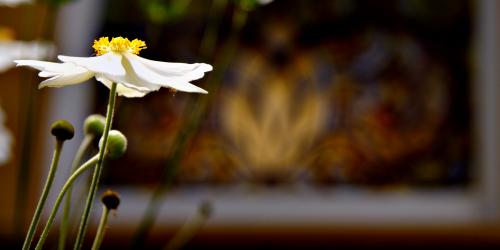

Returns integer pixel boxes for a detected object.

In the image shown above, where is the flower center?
[93,37,147,56]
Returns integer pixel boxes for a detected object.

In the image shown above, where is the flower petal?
[100,55,162,93]
[95,74,148,98]
[16,60,75,73]
[39,72,94,88]
[59,53,163,94]
[15,60,94,88]
[123,53,209,94]
[58,53,126,76]
[102,73,161,93]
[131,53,213,79]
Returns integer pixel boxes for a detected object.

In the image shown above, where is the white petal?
[39,70,94,88]
[39,71,58,77]
[99,56,162,93]
[59,53,161,94]
[123,53,209,94]
[95,74,149,98]
[102,73,161,93]
[58,53,126,76]
[131,53,213,79]
[16,60,76,73]
[15,60,94,88]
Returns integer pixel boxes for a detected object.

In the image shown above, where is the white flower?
[257,0,273,5]
[0,105,12,166]
[0,0,31,7]
[15,37,212,97]
[0,40,54,73]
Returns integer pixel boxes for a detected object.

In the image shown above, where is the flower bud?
[99,130,127,159]
[83,114,105,138]
[101,190,120,210]
[51,120,74,141]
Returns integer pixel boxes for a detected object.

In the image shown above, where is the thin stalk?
[164,203,211,250]
[22,140,64,250]
[14,69,38,242]
[14,4,52,238]
[90,205,110,250]
[131,4,246,249]
[199,0,228,59]
[35,155,99,250]
[74,82,117,250]
[58,135,94,250]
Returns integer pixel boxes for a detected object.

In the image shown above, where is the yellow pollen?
[92,36,147,56]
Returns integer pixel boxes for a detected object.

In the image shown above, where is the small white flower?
[257,0,273,5]
[0,105,12,166]
[0,40,54,73]
[15,37,212,97]
[0,0,32,7]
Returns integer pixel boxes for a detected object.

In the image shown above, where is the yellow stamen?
[92,36,147,56]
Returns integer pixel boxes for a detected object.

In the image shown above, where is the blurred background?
[0,0,500,248]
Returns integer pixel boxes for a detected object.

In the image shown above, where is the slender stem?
[22,140,64,250]
[91,205,110,250]
[59,135,94,250]
[35,155,99,250]
[14,4,52,238]
[74,82,117,250]
[15,71,38,244]
[199,0,227,59]
[131,5,246,249]
[164,208,210,250]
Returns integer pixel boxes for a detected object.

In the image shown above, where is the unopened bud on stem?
[101,190,120,210]
[99,130,127,159]
[51,120,74,141]
[83,114,105,138]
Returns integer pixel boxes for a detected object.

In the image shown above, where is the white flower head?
[15,37,212,97]
[0,0,32,7]
[0,41,55,73]
[257,0,273,5]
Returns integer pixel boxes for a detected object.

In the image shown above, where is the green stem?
[15,72,37,243]
[131,6,246,249]
[22,140,64,250]
[13,4,54,239]
[74,82,117,250]
[35,155,99,250]
[58,135,94,250]
[164,206,210,250]
[199,0,228,59]
[91,205,110,250]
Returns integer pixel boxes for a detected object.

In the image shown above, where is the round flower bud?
[83,114,105,138]
[99,130,127,159]
[51,120,74,141]
[101,190,120,210]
